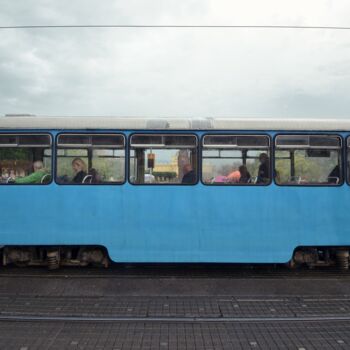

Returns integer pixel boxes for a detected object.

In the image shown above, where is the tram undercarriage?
[291,247,350,270]
[1,246,350,270]
[1,246,109,269]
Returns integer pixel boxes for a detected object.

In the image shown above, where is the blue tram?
[0,115,349,269]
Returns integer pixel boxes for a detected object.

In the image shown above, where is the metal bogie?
[2,246,109,269]
[2,247,36,267]
[77,247,109,268]
[292,247,350,270]
[336,249,350,270]
[46,249,60,270]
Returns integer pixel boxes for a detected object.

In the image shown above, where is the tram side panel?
[0,182,349,263]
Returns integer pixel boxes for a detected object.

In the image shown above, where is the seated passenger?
[9,169,16,179]
[89,168,101,183]
[181,164,196,184]
[328,165,340,184]
[1,168,9,180]
[211,175,228,183]
[72,158,87,183]
[238,165,251,183]
[257,153,270,183]
[227,169,241,183]
[15,161,48,184]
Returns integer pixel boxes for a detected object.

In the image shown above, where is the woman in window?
[72,158,87,183]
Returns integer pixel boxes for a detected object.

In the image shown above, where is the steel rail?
[0,274,348,280]
[0,269,348,279]
[0,314,350,323]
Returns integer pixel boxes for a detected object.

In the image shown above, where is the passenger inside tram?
[56,151,124,184]
[89,168,101,183]
[238,165,251,183]
[204,156,268,185]
[71,158,87,183]
[227,169,241,183]
[56,134,125,184]
[14,161,50,184]
[0,135,52,184]
[181,164,196,184]
[257,153,270,183]
[214,165,251,184]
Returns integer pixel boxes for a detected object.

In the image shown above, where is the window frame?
[200,133,272,186]
[273,133,344,187]
[345,136,350,186]
[0,132,53,186]
[128,132,199,186]
[55,132,126,186]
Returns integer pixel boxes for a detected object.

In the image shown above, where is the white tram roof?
[0,115,350,131]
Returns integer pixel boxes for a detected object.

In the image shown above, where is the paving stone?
[0,321,349,350]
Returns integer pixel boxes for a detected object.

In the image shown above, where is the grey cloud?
[273,88,350,118]
[0,0,350,118]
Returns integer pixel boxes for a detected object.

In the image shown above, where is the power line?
[0,24,350,30]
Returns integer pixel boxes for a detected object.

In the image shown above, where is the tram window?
[275,135,342,185]
[0,134,52,185]
[129,134,198,184]
[347,138,350,184]
[56,134,125,184]
[202,135,270,185]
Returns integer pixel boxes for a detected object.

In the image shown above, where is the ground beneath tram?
[0,264,349,349]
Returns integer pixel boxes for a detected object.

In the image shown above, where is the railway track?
[2,315,350,323]
[0,295,349,321]
[0,264,349,279]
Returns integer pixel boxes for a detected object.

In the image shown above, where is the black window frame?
[55,132,126,185]
[201,133,272,186]
[128,133,199,186]
[345,136,350,186]
[274,133,344,187]
[0,132,53,186]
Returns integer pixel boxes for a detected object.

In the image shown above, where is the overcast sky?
[0,0,350,118]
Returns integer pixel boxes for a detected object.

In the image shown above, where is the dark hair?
[89,168,101,183]
[239,165,248,173]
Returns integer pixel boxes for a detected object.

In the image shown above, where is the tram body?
[0,116,349,267]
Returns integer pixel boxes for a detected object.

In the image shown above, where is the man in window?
[181,164,196,184]
[257,153,270,183]
[15,161,49,184]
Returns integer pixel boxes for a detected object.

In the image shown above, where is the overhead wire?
[0,24,349,30]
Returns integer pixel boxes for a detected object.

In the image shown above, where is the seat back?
[82,175,93,184]
[6,177,14,184]
[248,176,258,184]
[289,176,301,184]
[328,176,340,184]
[40,174,51,184]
